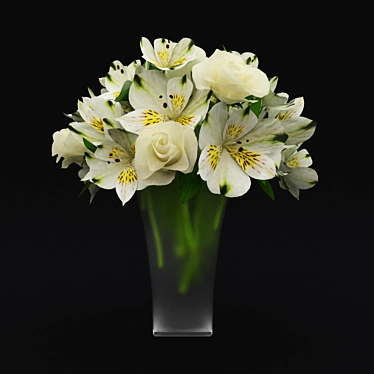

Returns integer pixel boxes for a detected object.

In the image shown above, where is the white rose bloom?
[134,121,197,186]
[52,128,86,168]
[192,49,270,104]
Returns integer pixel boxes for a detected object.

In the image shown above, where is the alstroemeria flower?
[165,46,206,81]
[271,97,316,145]
[277,145,318,199]
[81,128,145,205]
[69,96,124,145]
[99,59,143,100]
[140,37,197,71]
[261,79,316,145]
[198,102,287,197]
[117,70,211,134]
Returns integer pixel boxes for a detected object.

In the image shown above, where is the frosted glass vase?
[137,176,227,337]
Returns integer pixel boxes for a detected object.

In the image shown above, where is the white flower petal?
[240,118,287,166]
[77,99,105,134]
[282,177,300,199]
[168,38,196,69]
[83,157,124,189]
[199,102,227,149]
[104,59,141,91]
[117,109,170,134]
[139,170,176,188]
[52,129,87,168]
[281,117,317,145]
[129,70,168,112]
[269,76,279,92]
[116,164,138,205]
[69,121,104,144]
[104,72,125,95]
[223,106,258,142]
[285,149,313,168]
[52,128,69,162]
[240,52,259,68]
[140,37,159,66]
[153,38,175,68]
[97,91,120,101]
[109,60,125,72]
[278,175,288,191]
[242,67,270,98]
[107,128,137,155]
[95,139,130,163]
[192,58,215,90]
[99,77,106,87]
[175,114,201,129]
[282,145,299,162]
[166,75,193,117]
[90,96,123,120]
[226,146,276,180]
[206,149,251,197]
[198,144,222,182]
[274,97,305,120]
[179,88,211,126]
[266,99,297,114]
[285,167,318,190]
[165,46,206,80]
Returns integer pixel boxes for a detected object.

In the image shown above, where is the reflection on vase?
[138,175,227,336]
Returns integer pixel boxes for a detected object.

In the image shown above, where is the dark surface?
[2,215,372,372]
[2,12,371,373]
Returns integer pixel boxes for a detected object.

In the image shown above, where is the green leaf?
[63,111,84,122]
[222,44,227,51]
[257,179,275,200]
[78,181,91,198]
[83,138,97,153]
[115,80,132,102]
[178,162,203,204]
[142,61,161,71]
[250,98,262,117]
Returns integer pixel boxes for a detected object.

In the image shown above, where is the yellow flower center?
[286,156,299,168]
[224,124,245,141]
[90,118,104,133]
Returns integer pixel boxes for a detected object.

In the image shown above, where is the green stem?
[178,253,199,295]
[146,190,164,269]
[180,201,197,252]
[177,200,198,294]
[213,196,226,231]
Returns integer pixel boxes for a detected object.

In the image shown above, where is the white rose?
[134,121,197,186]
[52,128,86,168]
[192,49,270,104]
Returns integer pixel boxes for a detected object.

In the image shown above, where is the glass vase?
[137,175,227,337]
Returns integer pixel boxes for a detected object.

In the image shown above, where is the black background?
[1,9,372,373]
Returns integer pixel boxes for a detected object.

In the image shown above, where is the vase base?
[153,330,212,337]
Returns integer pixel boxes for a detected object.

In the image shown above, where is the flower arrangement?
[51,37,319,335]
[52,37,318,205]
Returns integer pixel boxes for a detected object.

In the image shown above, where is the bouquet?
[52,37,318,205]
